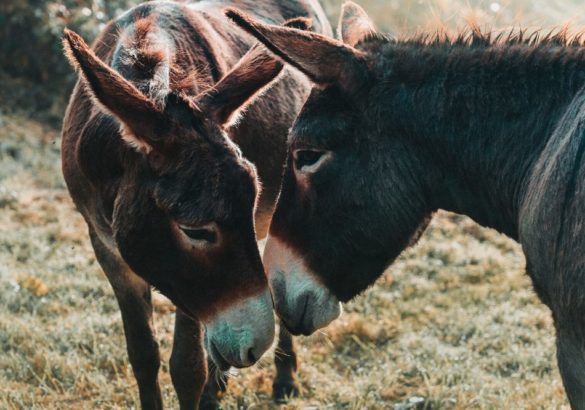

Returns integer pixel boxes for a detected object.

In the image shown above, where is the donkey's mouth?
[282,322,313,337]
[208,341,231,371]
[279,296,313,336]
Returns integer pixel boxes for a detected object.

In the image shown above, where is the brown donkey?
[61,0,331,408]
[230,2,585,408]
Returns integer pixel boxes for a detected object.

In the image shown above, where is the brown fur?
[61,1,331,407]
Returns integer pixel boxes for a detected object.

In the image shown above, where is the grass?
[0,112,567,410]
[1,0,583,408]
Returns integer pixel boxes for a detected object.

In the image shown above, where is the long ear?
[63,29,166,153]
[225,8,368,90]
[337,2,377,46]
[195,17,312,126]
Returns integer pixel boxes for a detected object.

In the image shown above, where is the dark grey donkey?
[228,2,585,408]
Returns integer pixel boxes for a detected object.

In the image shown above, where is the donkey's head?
[63,19,308,367]
[228,3,432,335]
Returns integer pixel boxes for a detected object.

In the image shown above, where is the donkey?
[61,0,331,408]
[229,2,585,407]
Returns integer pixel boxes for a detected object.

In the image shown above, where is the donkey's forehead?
[290,87,354,147]
[154,155,258,222]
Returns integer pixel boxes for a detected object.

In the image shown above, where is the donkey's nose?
[237,338,267,367]
[247,347,258,364]
[205,288,275,368]
[238,345,259,367]
[264,235,342,336]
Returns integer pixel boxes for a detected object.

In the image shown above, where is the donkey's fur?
[229,3,585,407]
[61,1,331,408]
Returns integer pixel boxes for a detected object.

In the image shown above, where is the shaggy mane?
[359,25,585,49]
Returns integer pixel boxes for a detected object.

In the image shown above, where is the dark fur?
[61,1,331,408]
[231,7,585,408]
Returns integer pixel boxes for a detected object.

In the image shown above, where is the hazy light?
[490,2,501,13]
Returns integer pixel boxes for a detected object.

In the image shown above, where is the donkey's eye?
[293,150,331,173]
[179,224,218,246]
[183,228,217,242]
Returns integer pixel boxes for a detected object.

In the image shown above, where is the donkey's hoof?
[272,379,300,403]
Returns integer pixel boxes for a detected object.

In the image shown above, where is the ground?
[2,0,584,408]
[0,113,568,409]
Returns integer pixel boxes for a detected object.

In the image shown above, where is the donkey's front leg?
[273,324,299,402]
[90,232,163,410]
[170,310,207,410]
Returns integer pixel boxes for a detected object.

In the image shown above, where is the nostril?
[247,347,257,365]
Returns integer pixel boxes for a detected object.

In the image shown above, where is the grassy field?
[2,0,585,408]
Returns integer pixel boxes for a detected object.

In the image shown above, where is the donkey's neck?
[382,42,585,238]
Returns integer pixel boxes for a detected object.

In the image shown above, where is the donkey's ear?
[225,8,367,91]
[63,29,167,154]
[195,17,312,126]
[337,2,377,46]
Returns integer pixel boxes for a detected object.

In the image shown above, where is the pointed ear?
[195,17,313,126]
[225,8,368,91]
[193,42,282,127]
[63,29,167,154]
[337,2,377,46]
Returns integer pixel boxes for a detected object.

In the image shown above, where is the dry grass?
[2,1,584,408]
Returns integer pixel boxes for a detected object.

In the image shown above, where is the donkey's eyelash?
[295,150,324,169]
[179,225,218,243]
[293,149,332,173]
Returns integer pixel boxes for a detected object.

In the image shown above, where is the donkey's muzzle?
[263,235,342,336]
[205,288,275,368]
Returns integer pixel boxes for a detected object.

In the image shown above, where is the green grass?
[2,1,583,408]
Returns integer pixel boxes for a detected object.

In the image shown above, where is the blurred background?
[1,0,584,408]
[2,0,585,124]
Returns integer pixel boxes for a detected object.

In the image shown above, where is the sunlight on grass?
[0,113,566,409]
[2,0,584,408]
